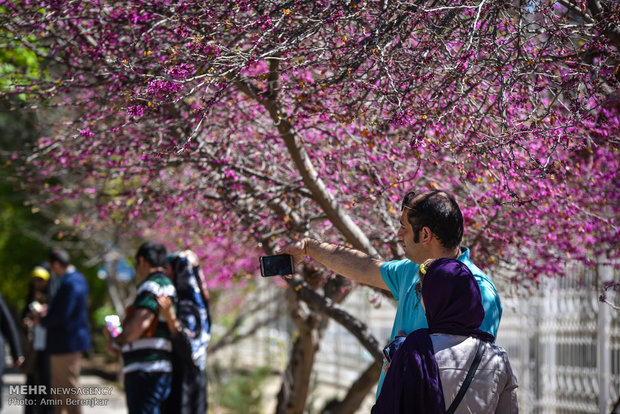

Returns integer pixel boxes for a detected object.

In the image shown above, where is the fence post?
[598,260,612,414]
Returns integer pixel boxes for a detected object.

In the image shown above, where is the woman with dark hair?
[372,258,518,413]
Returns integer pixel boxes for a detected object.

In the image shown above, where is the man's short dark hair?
[135,242,168,268]
[405,190,464,250]
[48,249,71,267]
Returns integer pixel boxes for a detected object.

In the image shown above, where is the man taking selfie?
[281,190,503,395]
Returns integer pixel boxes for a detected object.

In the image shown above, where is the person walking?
[40,249,90,414]
[372,258,518,413]
[281,190,502,395]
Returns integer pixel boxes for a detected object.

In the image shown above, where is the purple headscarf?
[372,258,494,414]
[423,258,495,342]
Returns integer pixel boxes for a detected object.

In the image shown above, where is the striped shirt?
[122,271,176,374]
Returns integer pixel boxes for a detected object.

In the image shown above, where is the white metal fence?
[498,301,616,411]
[494,261,619,414]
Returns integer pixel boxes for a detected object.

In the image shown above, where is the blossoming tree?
[2,0,618,412]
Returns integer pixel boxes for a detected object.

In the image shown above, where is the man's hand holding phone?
[103,315,123,355]
[104,315,123,338]
[278,239,307,266]
[273,239,311,278]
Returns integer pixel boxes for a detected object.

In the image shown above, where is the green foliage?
[0,169,53,312]
[0,13,48,100]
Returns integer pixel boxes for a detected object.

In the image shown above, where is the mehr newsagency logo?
[8,385,113,407]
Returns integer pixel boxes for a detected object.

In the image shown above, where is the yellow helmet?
[31,266,50,281]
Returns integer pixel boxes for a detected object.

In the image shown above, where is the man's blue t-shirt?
[376,247,502,397]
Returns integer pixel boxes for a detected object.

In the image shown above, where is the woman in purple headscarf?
[372,258,518,413]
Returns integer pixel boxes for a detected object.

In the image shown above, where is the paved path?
[1,371,126,414]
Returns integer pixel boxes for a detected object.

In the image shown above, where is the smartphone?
[382,335,406,363]
[104,315,123,338]
[259,254,295,277]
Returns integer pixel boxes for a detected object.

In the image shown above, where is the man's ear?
[421,227,433,244]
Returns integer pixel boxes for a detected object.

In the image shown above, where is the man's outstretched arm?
[280,237,388,290]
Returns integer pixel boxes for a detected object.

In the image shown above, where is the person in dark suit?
[40,249,90,414]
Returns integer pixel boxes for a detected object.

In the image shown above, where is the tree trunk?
[276,287,326,414]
